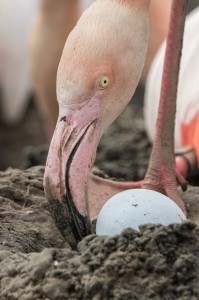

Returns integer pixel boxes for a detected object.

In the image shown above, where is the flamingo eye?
[99,75,110,89]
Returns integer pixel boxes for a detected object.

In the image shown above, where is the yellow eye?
[99,75,110,89]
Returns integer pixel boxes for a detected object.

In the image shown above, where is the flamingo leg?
[137,0,189,213]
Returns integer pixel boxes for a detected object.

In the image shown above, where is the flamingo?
[0,0,38,124]
[44,0,188,248]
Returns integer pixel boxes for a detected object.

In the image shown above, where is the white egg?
[96,189,186,236]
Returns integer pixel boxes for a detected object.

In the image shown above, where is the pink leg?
[141,0,189,213]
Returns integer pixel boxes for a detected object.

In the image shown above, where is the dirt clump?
[0,92,199,299]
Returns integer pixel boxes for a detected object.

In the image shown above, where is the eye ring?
[99,75,110,89]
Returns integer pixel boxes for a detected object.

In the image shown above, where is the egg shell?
[96,189,186,236]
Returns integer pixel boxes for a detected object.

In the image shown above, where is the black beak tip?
[48,197,90,249]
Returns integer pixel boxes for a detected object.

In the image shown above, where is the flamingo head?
[44,0,149,248]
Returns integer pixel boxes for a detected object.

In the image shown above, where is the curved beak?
[44,99,102,248]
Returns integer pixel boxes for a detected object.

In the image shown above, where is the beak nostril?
[60,116,67,122]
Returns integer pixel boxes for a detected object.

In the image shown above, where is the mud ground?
[0,85,199,299]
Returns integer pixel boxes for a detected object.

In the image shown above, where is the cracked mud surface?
[0,91,199,299]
